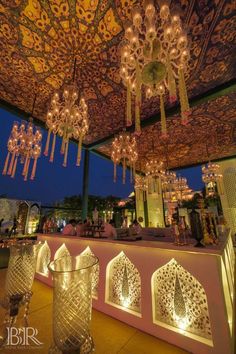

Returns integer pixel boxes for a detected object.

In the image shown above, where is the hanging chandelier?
[145,159,165,193]
[111,131,138,184]
[44,58,89,167]
[161,170,177,200]
[2,97,42,181]
[134,174,148,192]
[173,175,189,201]
[120,0,190,136]
[2,120,42,181]
[202,162,222,196]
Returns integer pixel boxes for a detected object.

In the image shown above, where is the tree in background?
[45,195,121,222]
[181,187,222,214]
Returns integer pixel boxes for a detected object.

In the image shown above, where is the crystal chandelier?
[134,174,148,192]
[181,187,193,201]
[202,162,222,196]
[2,96,42,181]
[173,176,189,201]
[162,170,177,200]
[145,159,165,193]
[120,0,190,136]
[44,59,89,167]
[111,131,138,184]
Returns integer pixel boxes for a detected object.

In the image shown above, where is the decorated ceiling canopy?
[0,0,235,169]
[98,92,236,170]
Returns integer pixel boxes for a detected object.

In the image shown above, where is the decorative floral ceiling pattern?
[98,92,236,169]
[0,0,235,164]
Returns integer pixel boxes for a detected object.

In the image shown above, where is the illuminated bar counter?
[35,233,235,354]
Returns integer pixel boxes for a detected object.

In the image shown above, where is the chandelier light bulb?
[2,119,42,181]
[120,1,190,135]
[111,131,138,184]
[44,83,89,167]
[202,162,222,196]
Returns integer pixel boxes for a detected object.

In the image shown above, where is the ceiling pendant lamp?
[44,58,89,167]
[2,96,42,181]
[111,130,138,184]
[120,0,190,136]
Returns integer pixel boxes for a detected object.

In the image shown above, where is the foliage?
[181,193,202,210]
[181,188,222,214]
[44,194,121,221]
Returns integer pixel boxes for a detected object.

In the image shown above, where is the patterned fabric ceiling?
[98,92,236,169]
[0,0,235,168]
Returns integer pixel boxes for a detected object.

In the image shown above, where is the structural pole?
[143,191,149,227]
[82,149,90,221]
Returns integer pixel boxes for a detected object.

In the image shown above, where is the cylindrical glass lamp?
[48,254,99,354]
[5,243,40,298]
[0,242,41,347]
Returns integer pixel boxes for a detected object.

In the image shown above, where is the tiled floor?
[0,269,189,354]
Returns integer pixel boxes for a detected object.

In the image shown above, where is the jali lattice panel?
[152,259,213,346]
[78,246,99,299]
[36,241,51,277]
[106,251,141,316]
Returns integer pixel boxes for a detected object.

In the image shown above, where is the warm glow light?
[45,84,89,167]
[111,131,138,184]
[120,1,190,134]
[2,119,42,181]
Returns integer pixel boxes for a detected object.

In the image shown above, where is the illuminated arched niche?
[36,241,51,277]
[105,251,141,317]
[77,246,99,299]
[151,259,213,346]
[54,243,71,271]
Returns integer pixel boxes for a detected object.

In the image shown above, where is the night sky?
[0,108,204,204]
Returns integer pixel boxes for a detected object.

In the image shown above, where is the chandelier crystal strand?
[2,118,42,181]
[45,58,89,167]
[159,90,167,137]
[126,79,132,127]
[202,162,222,196]
[120,0,190,134]
[111,131,138,184]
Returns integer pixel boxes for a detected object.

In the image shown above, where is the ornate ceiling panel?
[0,0,235,149]
[97,92,236,169]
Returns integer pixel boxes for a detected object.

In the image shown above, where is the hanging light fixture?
[145,159,165,194]
[162,170,177,201]
[44,58,89,167]
[134,174,148,191]
[173,175,189,201]
[120,0,190,136]
[202,162,222,196]
[2,96,42,181]
[111,131,138,184]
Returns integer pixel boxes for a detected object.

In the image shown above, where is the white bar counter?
[35,233,235,354]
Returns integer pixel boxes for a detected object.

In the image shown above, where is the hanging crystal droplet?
[121,263,129,300]
[174,273,186,319]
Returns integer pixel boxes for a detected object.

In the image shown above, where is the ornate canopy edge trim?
[91,148,236,171]
[87,78,236,149]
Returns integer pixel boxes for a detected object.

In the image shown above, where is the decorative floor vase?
[48,254,99,354]
[0,242,41,346]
